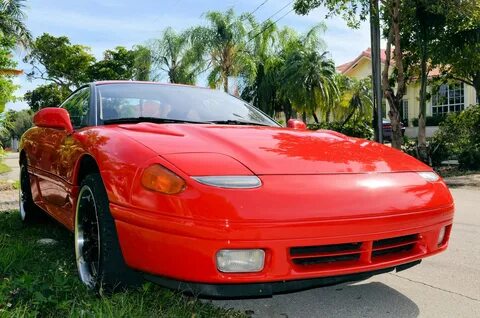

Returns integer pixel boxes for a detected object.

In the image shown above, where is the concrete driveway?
[0,152,19,181]
[212,187,480,317]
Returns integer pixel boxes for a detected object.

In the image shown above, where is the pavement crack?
[389,273,480,302]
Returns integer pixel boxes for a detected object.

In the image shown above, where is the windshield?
[96,83,279,126]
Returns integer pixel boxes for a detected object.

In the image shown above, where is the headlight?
[141,165,186,194]
[191,176,261,189]
[418,171,440,182]
[216,249,265,273]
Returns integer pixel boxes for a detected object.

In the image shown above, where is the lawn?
[0,211,246,318]
[0,162,11,175]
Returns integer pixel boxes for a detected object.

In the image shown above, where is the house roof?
[337,47,442,78]
[336,48,388,74]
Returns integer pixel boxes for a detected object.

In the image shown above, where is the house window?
[402,100,409,123]
[431,83,465,115]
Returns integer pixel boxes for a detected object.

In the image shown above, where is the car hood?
[114,123,430,175]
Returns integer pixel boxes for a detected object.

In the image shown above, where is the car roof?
[93,80,210,90]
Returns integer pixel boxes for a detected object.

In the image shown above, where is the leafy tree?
[149,27,206,84]
[134,45,152,81]
[283,49,338,123]
[294,0,409,149]
[88,46,152,81]
[294,0,370,28]
[240,21,283,117]
[24,33,95,90]
[0,109,32,144]
[24,83,70,112]
[400,0,453,161]
[0,37,18,113]
[333,75,373,125]
[201,9,256,92]
[242,23,337,122]
[432,0,480,104]
[0,0,31,46]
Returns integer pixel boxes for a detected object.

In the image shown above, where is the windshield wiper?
[103,117,210,125]
[207,119,270,126]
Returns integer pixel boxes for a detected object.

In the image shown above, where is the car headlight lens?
[141,165,186,194]
[191,176,261,189]
[216,249,265,273]
[418,171,440,182]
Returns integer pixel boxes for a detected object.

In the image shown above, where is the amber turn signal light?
[141,165,186,194]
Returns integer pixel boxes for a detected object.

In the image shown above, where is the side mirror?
[33,107,73,134]
[287,119,307,130]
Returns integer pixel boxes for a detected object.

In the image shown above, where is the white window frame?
[431,82,465,116]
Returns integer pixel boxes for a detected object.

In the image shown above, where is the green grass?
[0,211,246,318]
[0,162,11,174]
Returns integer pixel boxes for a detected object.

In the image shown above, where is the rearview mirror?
[287,119,307,130]
[33,107,73,134]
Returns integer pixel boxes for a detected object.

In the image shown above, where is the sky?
[7,0,373,111]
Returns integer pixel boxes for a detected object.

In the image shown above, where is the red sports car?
[19,81,454,297]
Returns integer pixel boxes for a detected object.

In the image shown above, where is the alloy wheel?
[75,186,101,288]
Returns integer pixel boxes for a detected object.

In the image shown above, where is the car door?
[35,87,91,222]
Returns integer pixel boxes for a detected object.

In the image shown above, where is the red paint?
[20,82,454,287]
[33,107,73,134]
[287,119,307,130]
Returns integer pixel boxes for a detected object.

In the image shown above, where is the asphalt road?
[212,187,480,318]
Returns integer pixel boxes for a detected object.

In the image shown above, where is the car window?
[61,87,90,127]
[97,84,279,126]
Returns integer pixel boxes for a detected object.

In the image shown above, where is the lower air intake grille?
[290,234,420,268]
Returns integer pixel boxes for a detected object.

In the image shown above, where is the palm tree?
[337,76,373,126]
[282,49,338,123]
[202,9,255,92]
[240,20,279,115]
[0,0,31,46]
[149,27,206,85]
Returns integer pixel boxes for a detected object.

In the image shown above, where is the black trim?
[144,260,421,298]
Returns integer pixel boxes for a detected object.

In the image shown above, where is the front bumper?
[144,260,421,298]
[111,202,453,294]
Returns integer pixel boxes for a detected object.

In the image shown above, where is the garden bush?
[401,136,450,167]
[411,114,447,127]
[432,104,480,169]
[308,122,374,140]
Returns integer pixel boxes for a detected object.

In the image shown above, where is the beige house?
[337,48,477,135]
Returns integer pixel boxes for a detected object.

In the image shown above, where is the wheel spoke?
[75,186,100,288]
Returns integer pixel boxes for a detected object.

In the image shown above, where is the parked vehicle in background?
[383,119,406,141]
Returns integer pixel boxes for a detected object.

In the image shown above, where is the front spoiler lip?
[144,260,422,298]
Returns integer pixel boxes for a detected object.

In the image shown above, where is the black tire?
[19,162,44,223]
[74,173,142,293]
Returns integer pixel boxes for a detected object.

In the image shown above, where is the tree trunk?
[223,74,229,93]
[381,1,407,150]
[312,112,319,124]
[389,103,403,149]
[417,38,429,163]
[325,109,331,123]
[302,112,307,123]
[342,110,355,127]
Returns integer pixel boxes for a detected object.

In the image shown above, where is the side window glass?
[62,88,90,127]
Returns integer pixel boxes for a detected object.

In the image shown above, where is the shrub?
[308,121,374,140]
[432,105,480,168]
[411,114,447,127]
[459,146,480,170]
[401,136,450,167]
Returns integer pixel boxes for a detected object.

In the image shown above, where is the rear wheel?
[74,173,142,293]
[19,163,44,223]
